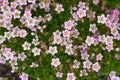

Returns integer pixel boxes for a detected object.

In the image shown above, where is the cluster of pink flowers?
[108,71,120,80]
[0,0,120,80]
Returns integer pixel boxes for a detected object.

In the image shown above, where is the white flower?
[32,38,40,46]
[32,47,41,56]
[65,46,74,55]
[9,57,18,66]
[44,14,52,21]
[38,1,45,9]
[11,30,19,38]
[80,69,88,76]
[89,23,98,33]
[85,36,94,46]
[30,62,39,68]
[22,41,31,50]
[4,32,12,39]
[11,66,18,73]
[27,17,35,26]
[97,14,107,24]
[0,36,5,44]
[47,46,58,55]
[28,0,36,3]
[18,52,27,61]
[13,10,21,19]
[72,60,80,69]
[51,58,61,67]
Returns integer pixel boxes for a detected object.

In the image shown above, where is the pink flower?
[51,58,61,67]
[97,14,107,24]
[38,1,45,9]
[53,36,62,44]
[55,4,64,14]
[79,43,88,50]
[0,0,3,6]
[83,60,92,69]
[3,51,14,60]
[111,76,120,80]
[77,9,86,18]
[77,1,86,9]
[93,38,99,46]
[71,29,80,38]
[115,54,120,60]
[93,0,99,5]
[19,29,27,38]
[89,23,98,33]
[67,72,76,80]
[96,53,103,61]
[87,11,96,19]
[41,43,46,49]
[56,72,63,78]
[72,60,80,69]
[106,44,114,52]
[98,35,106,43]
[109,71,116,79]
[72,12,79,21]
[47,46,58,56]
[105,20,112,28]
[112,9,120,18]
[2,0,9,6]
[101,6,105,11]
[19,72,29,80]
[80,69,88,76]
[4,48,11,52]
[62,30,70,38]
[81,53,90,60]
[92,62,101,72]
[11,2,18,9]
[0,56,6,64]
[111,29,118,36]
[64,20,76,30]
[105,36,113,45]
[44,13,52,21]
[23,10,32,18]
